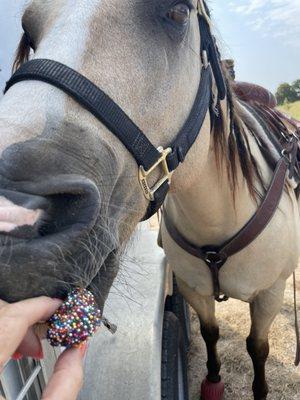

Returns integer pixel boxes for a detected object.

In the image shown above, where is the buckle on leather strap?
[139,147,173,201]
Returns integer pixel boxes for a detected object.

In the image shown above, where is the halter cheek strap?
[4,10,225,221]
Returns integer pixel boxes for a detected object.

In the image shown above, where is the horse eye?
[167,3,190,24]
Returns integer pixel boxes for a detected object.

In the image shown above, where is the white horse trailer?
[0,222,190,400]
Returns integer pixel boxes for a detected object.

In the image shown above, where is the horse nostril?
[0,190,51,239]
[0,176,101,241]
[40,191,98,237]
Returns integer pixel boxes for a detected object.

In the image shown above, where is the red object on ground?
[200,378,225,400]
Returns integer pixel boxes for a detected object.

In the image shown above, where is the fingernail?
[12,352,23,361]
[34,349,44,360]
[79,343,88,358]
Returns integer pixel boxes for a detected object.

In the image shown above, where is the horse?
[0,1,299,399]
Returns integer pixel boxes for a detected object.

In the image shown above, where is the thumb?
[42,345,87,400]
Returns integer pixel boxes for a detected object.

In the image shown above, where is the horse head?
[0,0,209,307]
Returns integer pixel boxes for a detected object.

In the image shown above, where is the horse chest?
[161,207,300,302]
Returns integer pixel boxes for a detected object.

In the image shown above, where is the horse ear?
[12,33,31,73]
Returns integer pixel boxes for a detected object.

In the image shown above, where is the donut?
[47,288,102,348]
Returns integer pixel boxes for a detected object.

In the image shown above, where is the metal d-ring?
[204,251,225,266]
[281,148,291,163]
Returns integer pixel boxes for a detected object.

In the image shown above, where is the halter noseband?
[4,5,226,221]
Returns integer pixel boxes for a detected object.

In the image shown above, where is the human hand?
[0,297,86,400]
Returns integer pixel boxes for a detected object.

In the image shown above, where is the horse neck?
[165,105,259,246]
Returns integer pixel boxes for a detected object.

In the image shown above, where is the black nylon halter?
[4,13,226,220]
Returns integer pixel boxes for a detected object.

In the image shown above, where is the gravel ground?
[188,270,300,400]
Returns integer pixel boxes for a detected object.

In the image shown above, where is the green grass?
[277,100,300,120]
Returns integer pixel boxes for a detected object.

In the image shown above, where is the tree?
[275,83,298,105]
[292,79,300,98]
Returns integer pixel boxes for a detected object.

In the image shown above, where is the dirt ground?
[188,270,300,400]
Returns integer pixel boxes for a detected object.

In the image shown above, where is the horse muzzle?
[0,175,101,302]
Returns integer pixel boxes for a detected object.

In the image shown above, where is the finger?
[33,323,49,340]
[0,299,7,309]
[42,346,86,400]
[15,327,43,360]
[9,297,62,326]
[12,323,48,360]
[0,297,61,369]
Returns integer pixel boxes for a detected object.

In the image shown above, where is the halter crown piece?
[4,3,225,220]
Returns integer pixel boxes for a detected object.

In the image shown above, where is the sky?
[0,0,299,93]
[212,0,300,91]
[0,0,24,91]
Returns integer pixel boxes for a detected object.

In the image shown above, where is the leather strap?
[163,157,288,301]
[166,65,213,172]
[5,58,162,171]
[220,157,288,257]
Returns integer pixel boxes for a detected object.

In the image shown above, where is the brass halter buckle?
[139,147,173,201]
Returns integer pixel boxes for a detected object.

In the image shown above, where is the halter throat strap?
[4,14,225,220]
